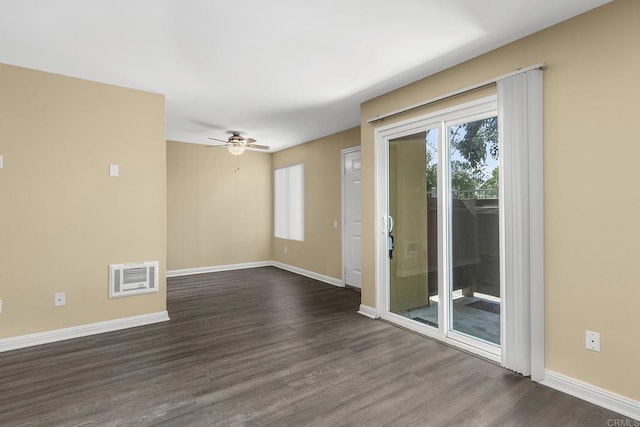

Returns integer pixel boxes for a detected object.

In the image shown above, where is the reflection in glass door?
[447,116,501,347]
[389,129,439,327]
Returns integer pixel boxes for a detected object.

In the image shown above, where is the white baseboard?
[168,261,344,288]
[358,304,378,319]
[166,261,271,277]
[271,261,343,287]
[0,311,170,353]
[541,370,640,421]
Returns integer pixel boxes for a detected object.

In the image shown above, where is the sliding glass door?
[447,115,501,349]
[381,97,502,359]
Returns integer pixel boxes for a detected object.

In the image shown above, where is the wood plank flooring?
[0,267,632,426]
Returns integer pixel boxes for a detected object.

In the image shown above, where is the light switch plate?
[109,164,119,177]
[0,154,4,169]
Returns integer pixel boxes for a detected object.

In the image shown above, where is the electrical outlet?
[283,246,288,254]
[0,298,3,314]
[54,292,66,307]
[585,330,600,352]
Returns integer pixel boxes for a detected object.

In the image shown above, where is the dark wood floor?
[0,267,631,426]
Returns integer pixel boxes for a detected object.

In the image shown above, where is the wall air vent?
[109,261,159,298]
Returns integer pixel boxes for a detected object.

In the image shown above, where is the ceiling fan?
[206,131,269,155]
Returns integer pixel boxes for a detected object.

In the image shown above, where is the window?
[274,163,304,241]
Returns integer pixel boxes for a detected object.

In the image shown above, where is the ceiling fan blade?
[246,143,270,150]
[208,137,229,144]
[205,144,229,148]
[245,138,256,144]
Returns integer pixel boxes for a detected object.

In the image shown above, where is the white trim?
[166,261,271,277]
[447,330,501,360]
[357,304,378,319]
[341,146,361,288]
[541,370,640,421]
[437,119,447,335]
[0,311,169,353]
[167,261,343,288]
[271,261,343,287]
[374,120,387,321]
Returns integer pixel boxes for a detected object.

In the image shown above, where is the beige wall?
[272,127,360,280]
[361,0,640,400]
[167,141,272,270]
[0,64,166,338]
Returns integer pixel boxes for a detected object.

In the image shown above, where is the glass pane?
[389,129,439,327]
[448,116,500,345]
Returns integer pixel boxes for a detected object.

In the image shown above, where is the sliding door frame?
[375,96,503,363]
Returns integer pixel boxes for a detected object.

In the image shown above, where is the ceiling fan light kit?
[228,144,245,156]
[207,130,269,156]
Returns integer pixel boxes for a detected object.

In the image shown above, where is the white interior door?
[343,148,362,288]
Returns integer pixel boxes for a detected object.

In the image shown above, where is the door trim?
[341,146,361,288]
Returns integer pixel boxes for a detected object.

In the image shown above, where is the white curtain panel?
[498,69,544,379]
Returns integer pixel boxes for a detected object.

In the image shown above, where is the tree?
[450,117,498,166]
[426,147,437,195]
[482,166,499,190]
[449,117,498,196]
[451,160,485,192]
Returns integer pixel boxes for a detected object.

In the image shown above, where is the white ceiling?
[0,0,610,151]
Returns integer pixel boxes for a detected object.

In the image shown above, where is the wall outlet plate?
[54,292,66,307]
[586,330,600,352]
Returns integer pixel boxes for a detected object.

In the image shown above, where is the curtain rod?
[366,63,546,124]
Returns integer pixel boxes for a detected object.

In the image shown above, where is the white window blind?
[274,163,304,241]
